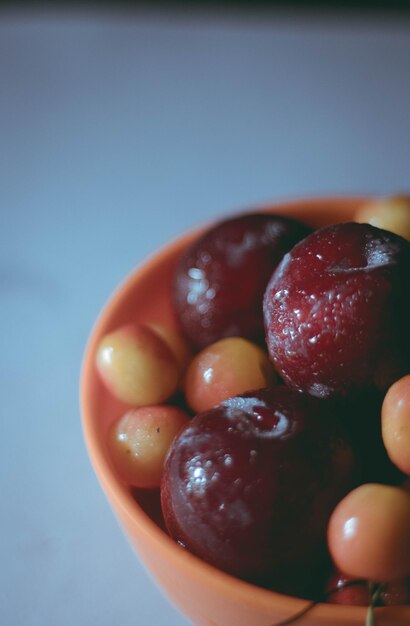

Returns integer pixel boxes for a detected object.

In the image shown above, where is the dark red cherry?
[161,386,356,583]
[264,222,410,399]
[325,570,410,606]
[329,392,405,487]
[380,577,410,605]
[325,570,369,606]
[173,213,311,349]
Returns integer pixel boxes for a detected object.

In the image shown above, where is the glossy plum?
[264,222,410,399]
[161,386,356,583]
[174,213,311,349]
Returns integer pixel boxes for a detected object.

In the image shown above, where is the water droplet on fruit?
[308,382,332,398]
[188,267,205,280]
[190,466,207,493]
[199,252,211,265]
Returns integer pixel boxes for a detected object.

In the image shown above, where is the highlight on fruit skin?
[327,483,410,583]
[355,195,410,241]
[184,336,277,413]
[96,323,188,406]
[382,374,410,475]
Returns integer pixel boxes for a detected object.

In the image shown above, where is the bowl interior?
[81,196,410,626]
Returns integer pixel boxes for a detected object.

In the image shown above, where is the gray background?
[1,6,410,625]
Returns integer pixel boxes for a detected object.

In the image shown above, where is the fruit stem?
[365,582,384,626]
[365,604,376,626]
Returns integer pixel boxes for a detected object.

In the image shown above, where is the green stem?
[365,603,376,626]
[365,581,385,626]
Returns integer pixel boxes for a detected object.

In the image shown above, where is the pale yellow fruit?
[355,195,410,241]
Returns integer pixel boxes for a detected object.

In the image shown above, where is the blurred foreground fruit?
[355,195,410,241]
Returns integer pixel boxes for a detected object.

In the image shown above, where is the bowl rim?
[80,195,410,624]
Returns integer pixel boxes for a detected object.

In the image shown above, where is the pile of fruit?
[95,196,410,609]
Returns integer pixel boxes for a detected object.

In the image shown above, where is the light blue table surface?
[1,7,410,626]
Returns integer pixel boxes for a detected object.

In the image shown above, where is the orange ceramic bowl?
[81,197,410,626]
